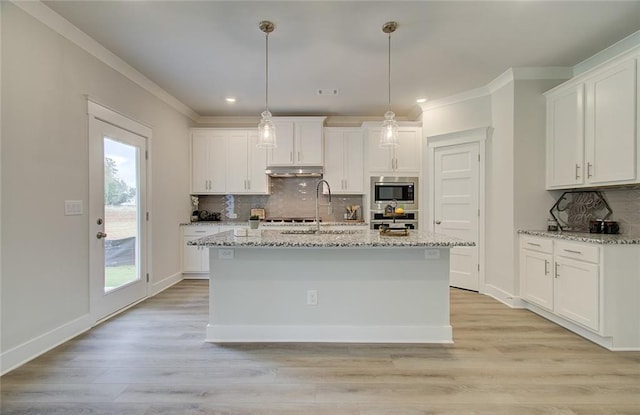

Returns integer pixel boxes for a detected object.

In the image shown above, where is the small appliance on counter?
[589,219,620,234]
[193,210,221,222]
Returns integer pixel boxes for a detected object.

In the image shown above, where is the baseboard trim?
[150,271,183,297]
[206,324,453,344]
[0,313,94,375]
[482,284,524,308]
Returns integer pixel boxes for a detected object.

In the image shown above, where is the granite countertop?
[188,229,474,248]
[519,230,640,245]
[180,221,368,227]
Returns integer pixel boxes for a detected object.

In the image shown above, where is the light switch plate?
[64,200,83,216]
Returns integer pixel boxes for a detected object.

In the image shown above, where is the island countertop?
[188,229,474,248]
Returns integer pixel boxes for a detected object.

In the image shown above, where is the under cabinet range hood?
[265,166,323,178]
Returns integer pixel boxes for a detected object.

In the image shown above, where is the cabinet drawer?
[521,236,553,254]
[183,226,219,237]
[555,240,599,263]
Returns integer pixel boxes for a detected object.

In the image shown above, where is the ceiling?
[43,1,640,119]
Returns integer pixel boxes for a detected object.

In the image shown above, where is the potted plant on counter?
[249,215,260,229]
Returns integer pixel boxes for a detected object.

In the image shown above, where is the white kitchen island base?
[206,246,452,343]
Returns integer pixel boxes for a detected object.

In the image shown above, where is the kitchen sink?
[280,229,361,235]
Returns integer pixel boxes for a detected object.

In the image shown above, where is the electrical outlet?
[229,213,238,219]
[218,249,234,259]
[425,249,441,260]
[307,290,318,305]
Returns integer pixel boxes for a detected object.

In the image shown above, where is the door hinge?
[145,150,149,160]
[146,273,149,282]
[477,154,480,162]
[146,212,149,221]
[477,264,480,272]
[477,209,480,217]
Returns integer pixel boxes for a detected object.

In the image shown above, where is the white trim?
[419,86,490,111]
[0,314,94,375]
[206,324,453,344]
[13,1,198,121]
[150,272,184,297]
[482,284,523,308]
[426,126,490,149]
[87,99,152,138]
[574,30,640,76]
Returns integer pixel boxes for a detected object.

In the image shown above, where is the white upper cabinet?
[584,58,637,186]
[191,129,269,195]
[366,125,422,173]
[191,130,227,194]
[546,84,585,188]
[324,128,364,194]
[546,52,639,189]
[267,117,325,166]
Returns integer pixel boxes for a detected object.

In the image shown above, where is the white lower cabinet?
[182,225,219,275]
[519,233,640,350]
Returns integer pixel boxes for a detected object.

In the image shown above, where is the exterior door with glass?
[89,114,148,322]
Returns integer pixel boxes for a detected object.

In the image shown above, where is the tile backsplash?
[601,187,640,235]
[194,177,364,223]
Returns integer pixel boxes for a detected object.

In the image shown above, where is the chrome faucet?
[315,179,332,233]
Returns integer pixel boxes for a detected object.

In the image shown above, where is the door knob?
[435,220,441,225]
[96,231,108,239]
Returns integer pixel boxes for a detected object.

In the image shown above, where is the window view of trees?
[104,157,136,205]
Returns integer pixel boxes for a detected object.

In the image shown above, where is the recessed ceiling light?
[225,97,236,103]
[416,98,427,103]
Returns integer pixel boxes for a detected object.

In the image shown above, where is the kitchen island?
[190,229,474,343]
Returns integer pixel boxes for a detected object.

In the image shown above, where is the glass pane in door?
[104,137,140,292]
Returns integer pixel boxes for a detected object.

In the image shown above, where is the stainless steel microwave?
[370,176,419,211]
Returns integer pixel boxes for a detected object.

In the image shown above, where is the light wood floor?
[2,280,640,414]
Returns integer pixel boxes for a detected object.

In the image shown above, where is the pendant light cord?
[387,31,392,111]
[265,31,269,113]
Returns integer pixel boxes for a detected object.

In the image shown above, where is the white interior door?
[89,117,148,321]
[434,143,480,291]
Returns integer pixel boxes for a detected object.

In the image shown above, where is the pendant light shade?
[257,20,276,149]
[379,21,399,149]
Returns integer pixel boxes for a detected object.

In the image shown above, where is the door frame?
[424,127,490,293]
[87,99,152,322]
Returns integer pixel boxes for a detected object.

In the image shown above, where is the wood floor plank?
[2,280,640,414]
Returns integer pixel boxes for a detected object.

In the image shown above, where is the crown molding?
[574,30,640,76]
[13,1,199,121]
[419,86,490,111]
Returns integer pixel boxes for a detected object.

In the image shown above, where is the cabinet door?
[343,131,364,193]
[394,128,421,172]
[546,84,585,188]
[323,130,344,192]
[585,59,637,185]
[247,131,269,194]
[367,128,394,171]
[208,132,228,193]
[267,120,295,166]
[520,249,554,311]
[227,131,250,193]
[554,257,599,331]
[183,236,209,273]
[191,132,211,193]
[295,120,324,165]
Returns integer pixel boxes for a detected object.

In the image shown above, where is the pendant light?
[257,20,276,148]
[380,21,399,148]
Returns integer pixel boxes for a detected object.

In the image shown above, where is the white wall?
[422,95,492,138]
[1,3,190,372]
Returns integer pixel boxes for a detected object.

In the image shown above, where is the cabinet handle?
[575,164,580,180]
[587,162,593,178]
[343,179,347,189]
[297,151,301,162]
[527,242,541,247]
[555,262,559,278]
[544,260,549,275]
[247,179,250,190]
[290,152,293,162]
[563,249,582,255]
